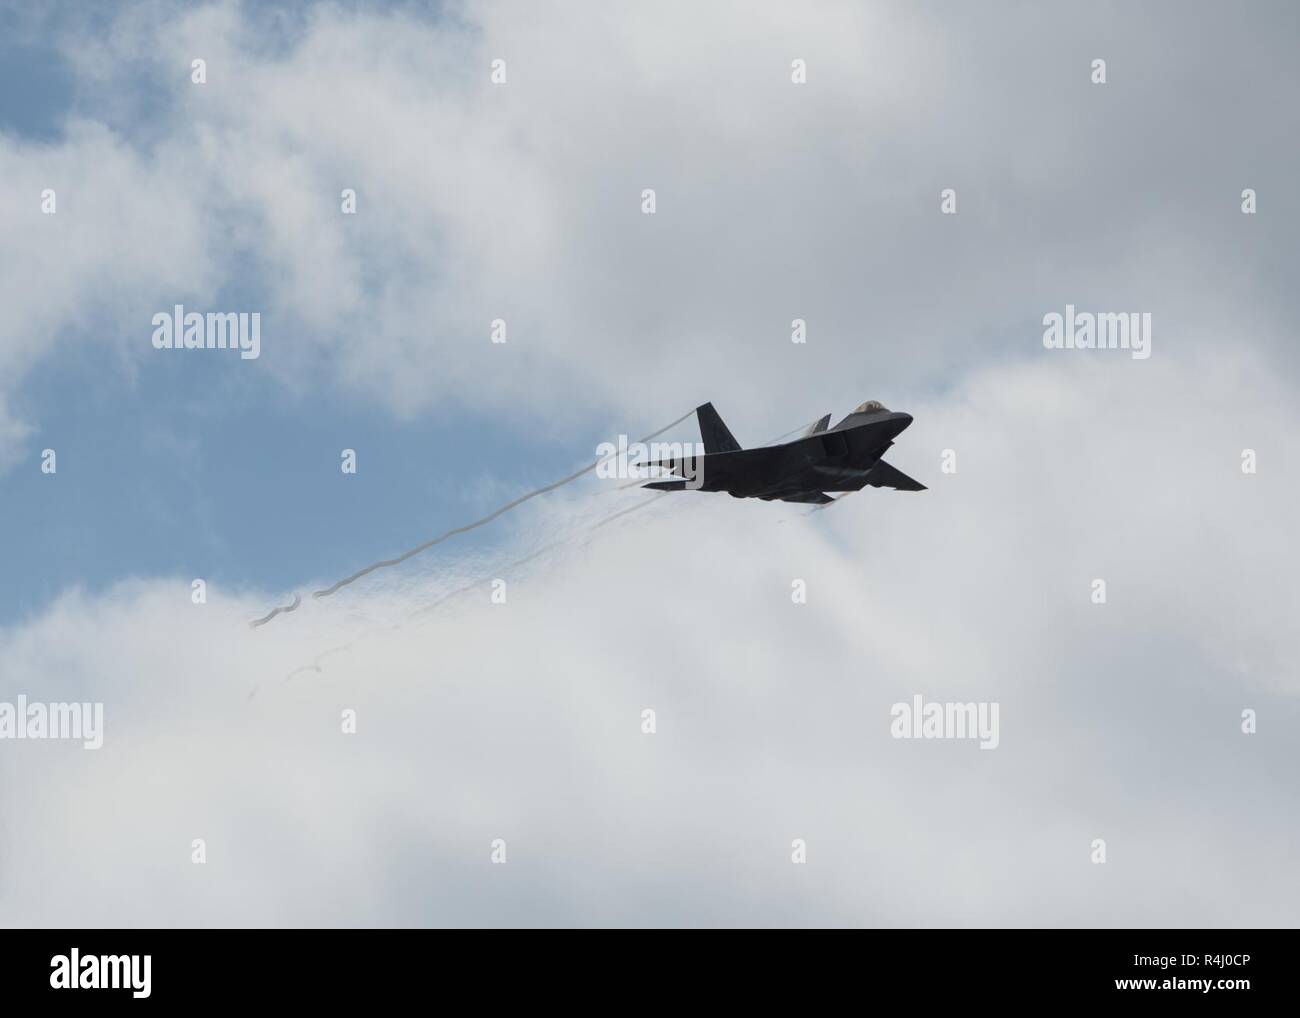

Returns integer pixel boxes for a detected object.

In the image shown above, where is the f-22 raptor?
[643,400,925,505]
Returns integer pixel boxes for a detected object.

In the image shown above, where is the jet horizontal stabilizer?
[637,454,699,477]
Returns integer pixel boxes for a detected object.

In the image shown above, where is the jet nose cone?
[890,411,914,434]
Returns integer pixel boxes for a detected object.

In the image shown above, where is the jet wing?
[862,459,926,491]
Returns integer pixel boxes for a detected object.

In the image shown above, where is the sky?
[1,0,1298,927]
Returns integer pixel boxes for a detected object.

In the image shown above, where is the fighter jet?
[642,400,925,505]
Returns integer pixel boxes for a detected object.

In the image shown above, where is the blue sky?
[0,34,72,142]
[4,321,586,623]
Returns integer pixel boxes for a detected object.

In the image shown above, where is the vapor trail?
[308,408,695,601]
[248,593,301,628]
[590,490,671,528]
[262,490,675,694]
[407,491,671,619]
[248,408,697,629]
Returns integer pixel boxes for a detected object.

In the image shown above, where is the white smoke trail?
[249,408,696,627]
